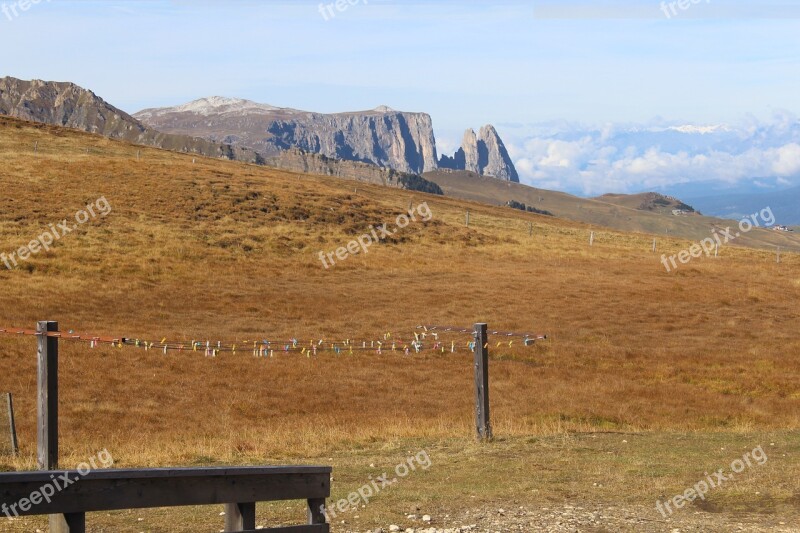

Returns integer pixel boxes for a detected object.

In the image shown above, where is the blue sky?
[2,0,800,194]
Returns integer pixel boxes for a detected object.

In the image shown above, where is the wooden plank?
[224,502,256,531]
[473,323,492,441]
[0,466,331,483]
[37,321,59,470]
[0,468,331,517]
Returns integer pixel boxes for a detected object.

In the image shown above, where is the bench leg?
[50,512,85,533]
[224,502,256,531]
[307,497,327,524]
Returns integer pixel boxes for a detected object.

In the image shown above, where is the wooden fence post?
[38,321,68,533]
[466,210,470,227]
[474,323,492,441]
[37,321,58,470]
[589,231,594,246]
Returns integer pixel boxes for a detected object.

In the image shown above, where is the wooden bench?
[0,466,331,532]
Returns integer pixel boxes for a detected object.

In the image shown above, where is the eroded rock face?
[438,126,519,182]
[0,77,262,163]
[135,100,439,175]
[135,98,518,181]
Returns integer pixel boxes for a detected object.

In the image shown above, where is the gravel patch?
[344,503,800,532]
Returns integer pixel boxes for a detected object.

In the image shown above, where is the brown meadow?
[0,117,799,530]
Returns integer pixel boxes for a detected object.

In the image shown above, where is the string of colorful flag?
[0,324,547,358]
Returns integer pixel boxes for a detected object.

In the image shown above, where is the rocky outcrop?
[478,125,519,182]
[134,96,519,182]
[439,125,519,182]
[135,99,439,175]
[0,77,262,163]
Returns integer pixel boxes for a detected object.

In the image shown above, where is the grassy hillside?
[1,117,799,531]
[424,170,800,252]
[595,191,696,214]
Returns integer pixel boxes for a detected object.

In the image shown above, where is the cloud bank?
[502,111,800,196]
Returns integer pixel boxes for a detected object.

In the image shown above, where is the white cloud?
[503,114,800,195]
[773,143,800,176]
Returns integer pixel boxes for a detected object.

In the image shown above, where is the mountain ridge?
[0,77,443,195]
[134,97,520,181]
[0,77,269,164]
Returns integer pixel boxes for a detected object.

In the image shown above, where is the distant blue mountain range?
[677,185,800,226]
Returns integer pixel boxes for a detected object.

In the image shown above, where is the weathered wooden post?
[589,231,594,246]
[474,323,492,441]
[37,321,58,470]
[37,321,73,533]
[466,210,470,227]
[652,238,657,253]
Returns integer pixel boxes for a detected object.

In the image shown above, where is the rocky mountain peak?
[438,124,519,182]
[136,96,286,120]
[461,129,480,173]
[478,125,519,182]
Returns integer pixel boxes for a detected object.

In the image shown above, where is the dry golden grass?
[0,117,799,530]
